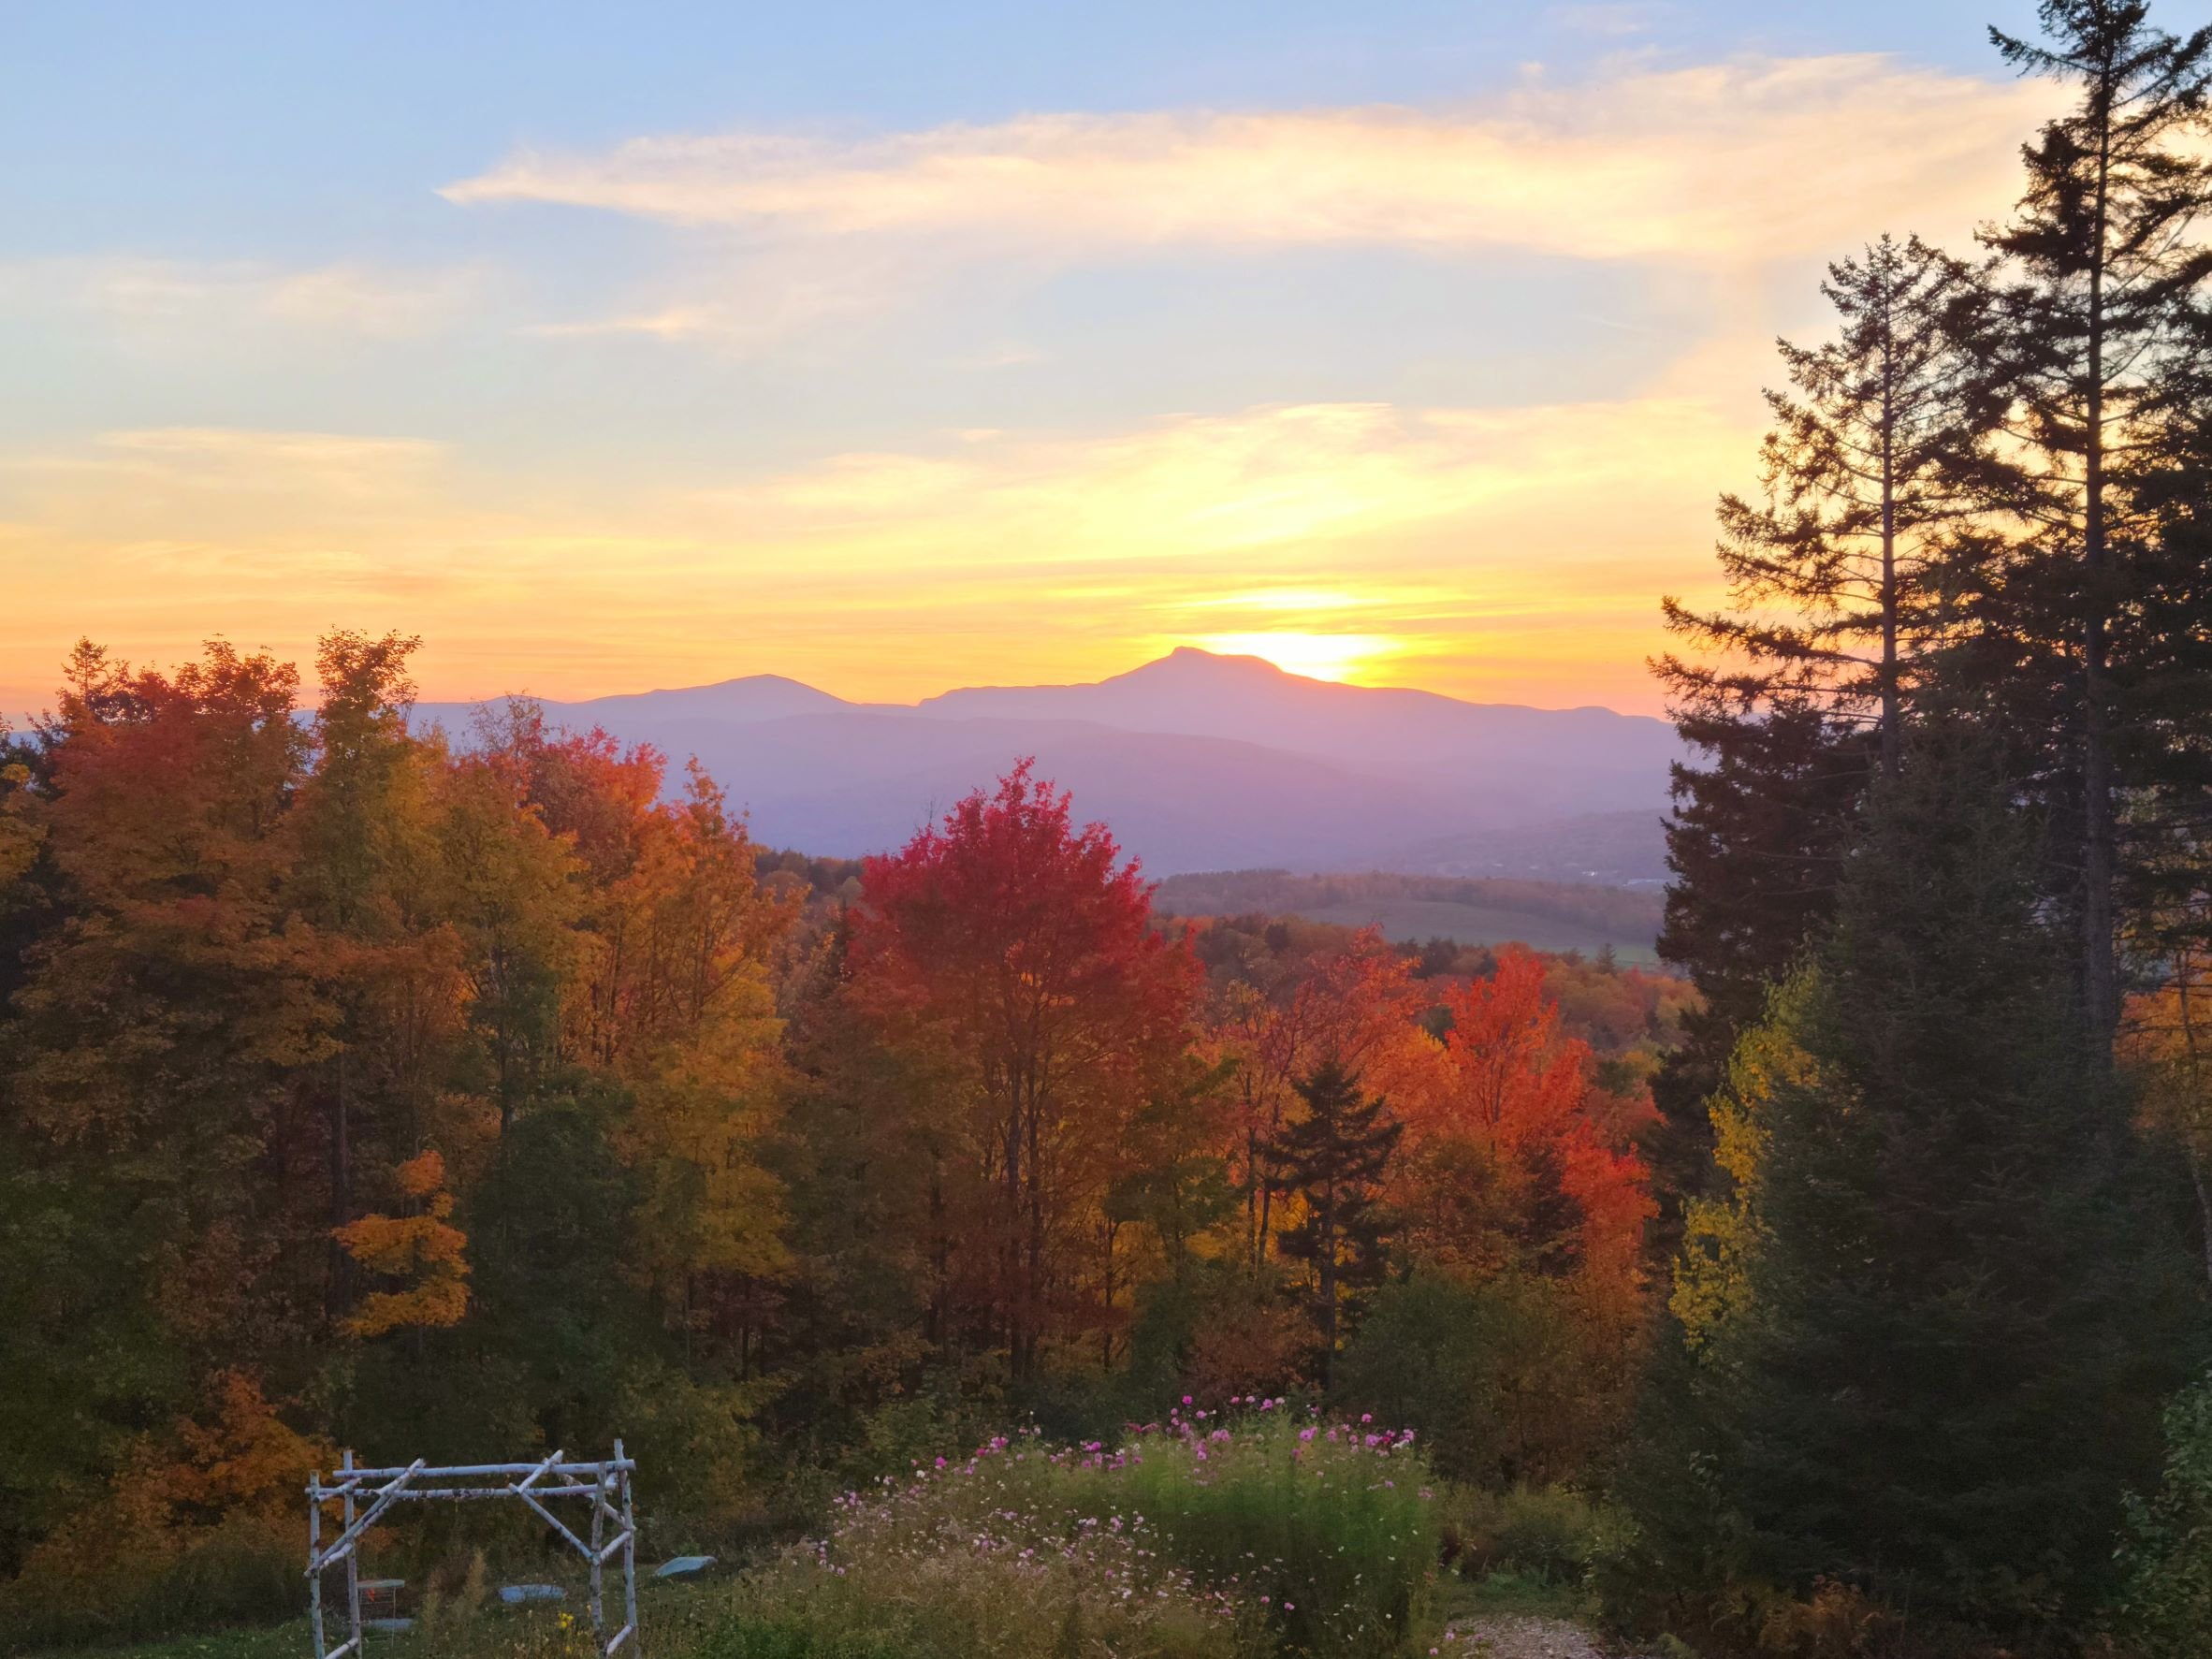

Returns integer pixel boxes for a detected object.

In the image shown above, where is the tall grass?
[1070,1402,1439,1657]
[717,1400,1438,1659]
[708,1426,1262,1659]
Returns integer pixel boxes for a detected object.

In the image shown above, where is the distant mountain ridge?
[411,649,1680,879]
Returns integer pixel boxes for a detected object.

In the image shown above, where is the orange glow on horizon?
[1183,632,1404,684]
[0,395,1744,723]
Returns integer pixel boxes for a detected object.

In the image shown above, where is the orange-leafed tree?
[1400,948,1653,1303]
[2125,956,2212,1291]
[292,631,478,1321]
[0,734,39,898]
[16,640,338,1342]
[850,761,1199,1375]
[1203,927,1428,1267]
[3,1371,331,1631]
[332,1150,471,1340]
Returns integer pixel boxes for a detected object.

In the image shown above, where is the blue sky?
[0,0,2068,714]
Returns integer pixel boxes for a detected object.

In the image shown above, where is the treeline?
[0,651,1680,1643]
[1626,5,2212,1654]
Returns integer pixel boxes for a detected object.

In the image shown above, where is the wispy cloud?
[68,427,446,497]
[0,257,485,341]
[445,55,2051,268]
[684,398,1741,572]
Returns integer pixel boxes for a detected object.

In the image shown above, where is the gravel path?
[1440,1613,1618,1659]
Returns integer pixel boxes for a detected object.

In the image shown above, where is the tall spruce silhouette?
[1652,237,1990,1202]
[1976,0,2212,1045]
[1661,234,1990,777]
[1264,1059,1401,1385]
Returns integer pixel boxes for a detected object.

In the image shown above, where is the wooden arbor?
[306,1444,639,1658]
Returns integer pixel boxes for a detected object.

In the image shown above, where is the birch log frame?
[305,1448,640,1659]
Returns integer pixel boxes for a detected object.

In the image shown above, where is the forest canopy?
[0,644,1671,1644]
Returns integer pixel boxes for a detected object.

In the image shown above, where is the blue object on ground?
[364,1617,415,1633]
[499,1583,566,1605]
[653,1555,717,1579]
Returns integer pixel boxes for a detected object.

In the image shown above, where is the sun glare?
[1190,632,1402,683]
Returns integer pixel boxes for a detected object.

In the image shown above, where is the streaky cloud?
[444,55,2054,268]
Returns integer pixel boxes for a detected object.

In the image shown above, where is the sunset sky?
[1,1,2061,719]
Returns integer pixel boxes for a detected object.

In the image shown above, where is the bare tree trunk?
[2081,110,2119,1053]
[2178,955,2212,1291]
[1002,1074,1024,1373]
[925,1154,947,1347]
[1316,1179,1339,1389]
[2190,1151,2212,1294]
[1879,283,1902,779]
[327,1049,352,1319]
[1026,1086,1045,1378]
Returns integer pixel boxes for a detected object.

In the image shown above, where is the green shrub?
[1066,1404,1438,1658]
[0,1508,300,1652]
[1335,1273,1634,1489]
[2114,1369,2212,1659]
[1443,1486,1606,1584]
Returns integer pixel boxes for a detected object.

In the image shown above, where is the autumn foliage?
[0,636,1677,1643]
[1402,948,1654,1302]
[848,761,1201,1374]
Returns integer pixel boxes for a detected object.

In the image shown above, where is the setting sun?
[1186,631,1405,683]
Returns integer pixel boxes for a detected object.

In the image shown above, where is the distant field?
[1296,899,1660,963]
[1154,871,1666,963]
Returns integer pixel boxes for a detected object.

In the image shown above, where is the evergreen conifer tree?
[1653,237,1989,1202]
[1264,1059,1402,1385]
[1972,0,2212,1043]
[1681,721,2196,1641]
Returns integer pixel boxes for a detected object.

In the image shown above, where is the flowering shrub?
[706,1400,1437,1659]
[1082,1401,1439,1657]
[706,1435,1261,1659]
